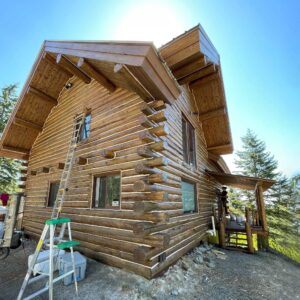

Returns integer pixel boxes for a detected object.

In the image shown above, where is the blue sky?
[0,0,299,177]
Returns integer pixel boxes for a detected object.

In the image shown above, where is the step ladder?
[17,218,80,300]
[51,114,85,219]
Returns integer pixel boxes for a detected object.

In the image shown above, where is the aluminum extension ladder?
[51,114,85,219]
[17,218,80,300]
[17,114,85,299]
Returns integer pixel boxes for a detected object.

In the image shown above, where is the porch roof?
[206,170,275,191]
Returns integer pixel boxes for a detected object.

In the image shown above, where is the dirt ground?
[0,240,299,300]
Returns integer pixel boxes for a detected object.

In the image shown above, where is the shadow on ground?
[0,240,299,300]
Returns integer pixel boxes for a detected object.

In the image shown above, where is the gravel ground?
[0,240,299,300]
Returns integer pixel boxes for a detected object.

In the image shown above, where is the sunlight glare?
[112,1,186,47]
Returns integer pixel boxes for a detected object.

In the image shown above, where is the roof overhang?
[206,170,275,191]
[0,41,180,160]
[160,24,233,155]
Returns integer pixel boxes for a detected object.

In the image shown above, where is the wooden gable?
[0,41,180,160]
[160,25,233,155]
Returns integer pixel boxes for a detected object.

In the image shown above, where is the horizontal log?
[144,157,169,167]
[138,131,157,143]
[148,110,169,123]
[148,141,168,152]
[149,124,169,137]
[149,173,168,184]
[137,147,157,158]
[139,102,154,116]
[149,100,166,111]
[133,201,182,212]
[138,115,154,128]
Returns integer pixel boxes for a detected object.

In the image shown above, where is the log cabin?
[0,24,274,278]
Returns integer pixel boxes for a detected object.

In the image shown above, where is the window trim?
[91,172,122,210]
[182,114,197,167]
[47,181,60,208]
[181,178,198,214]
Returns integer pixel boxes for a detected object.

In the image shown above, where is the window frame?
[181,178,198,214]
[182,114,196,167]
[91,172,121,210]
[78,112,92,142]
[47,181,60,207]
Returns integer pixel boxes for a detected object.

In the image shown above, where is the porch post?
[255,182,269,250]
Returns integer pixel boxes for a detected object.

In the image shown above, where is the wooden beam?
[56,54,91,84]
[2,145,29,154]
[149,100,166,111]
[76,157,87,165]
[57,162,65,169]
[173,56,207,79]
[207,143,231,152]
[178,64,217,85]
[14,117,43,131]
[43,52,73,77]
[114,63,154,102]
[0,149,29,160]
[77,58,116,92]
[27,86,57,105]
[40,167,50,173]
[99,149,116,159]
[193,107,226,122]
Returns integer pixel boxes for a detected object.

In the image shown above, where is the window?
[79,113,91,141]
[47,181,60,207]
[93,174,121,209]
[181,180,197,213]
[182,115,196,166]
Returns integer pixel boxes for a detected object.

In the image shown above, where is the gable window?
[47,181,60,207]
[182,115,196,166]
[79,113,91,141]
[93,174,121,209]
[181,180,197,213]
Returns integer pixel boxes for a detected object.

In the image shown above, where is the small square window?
[47,181,60,207]
[182,115,196,166]
[93,174,121,209]
[181,180,197,213]
[79,113,91,141]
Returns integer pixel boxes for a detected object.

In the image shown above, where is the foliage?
[229,129,300,262]
[0,84,21,193]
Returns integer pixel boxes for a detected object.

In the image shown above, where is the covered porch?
[206,170,275,253]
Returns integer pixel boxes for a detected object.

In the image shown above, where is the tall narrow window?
[93,174,121,209]
[181,180,197,213]
[79,113,91,141]
[182,116,196,166]
[47,181,60,207]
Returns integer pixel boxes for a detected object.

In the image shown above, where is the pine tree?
[0,84,21,193]
[231,129,300,261]
[235,129,278,179]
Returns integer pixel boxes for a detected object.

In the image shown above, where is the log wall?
[23,78,221,278]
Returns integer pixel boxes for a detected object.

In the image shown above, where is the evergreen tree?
[230,129,300,261]
[235,129,278,179]
[0,84,21,193]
